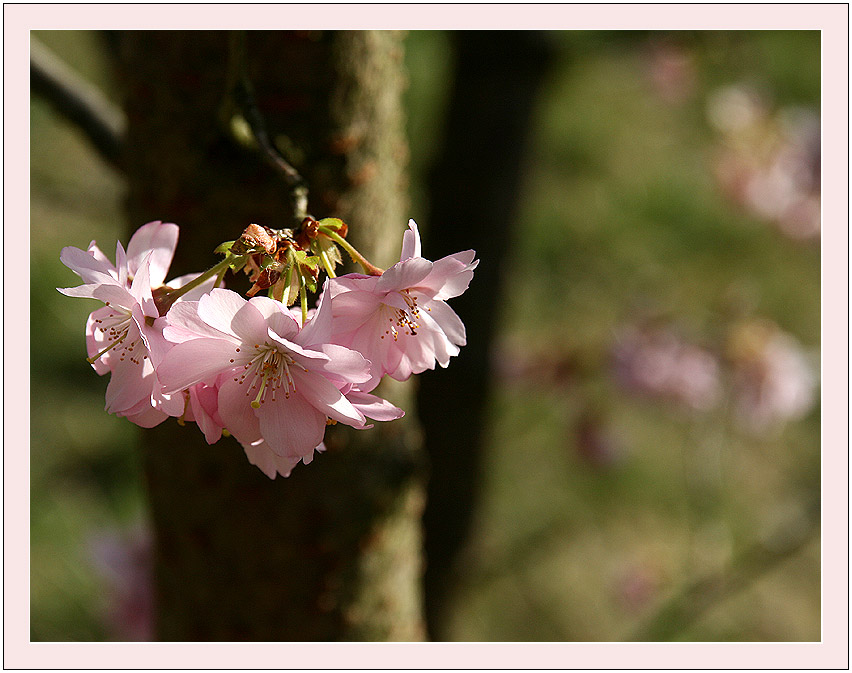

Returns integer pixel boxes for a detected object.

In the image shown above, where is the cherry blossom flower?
[611,324,722,412]
[728,321,817,433]
[58,221,210,428]
[157,286,379,464]
[327,219,478,388]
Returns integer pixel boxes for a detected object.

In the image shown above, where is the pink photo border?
[7,3,847,669]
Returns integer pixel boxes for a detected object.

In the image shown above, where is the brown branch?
[227,31,309,224]
[630,512,820,641]
[30,37,125,171]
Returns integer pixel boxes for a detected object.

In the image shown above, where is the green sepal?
[284,266,300,306]
[214,240,236,256]
[228,254,249,272]
[317,217,346,232]
[291,249,320,272]
[303,273,317,294]
[259,256,279,270]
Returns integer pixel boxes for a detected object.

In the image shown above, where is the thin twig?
[30,37,125,171]
[227,31,309,224]
[629,512,819,641]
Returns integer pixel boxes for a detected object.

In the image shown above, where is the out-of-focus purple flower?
[611,325,722,412]
[644,39,696,105]
[575,410,625,469]
[708,84,821,241]
[727,320,818,433]
[614,561,661,613]
[89,527,153,641]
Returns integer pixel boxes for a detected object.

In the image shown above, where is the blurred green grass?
[31,31,142,641]
[32,30,820,641]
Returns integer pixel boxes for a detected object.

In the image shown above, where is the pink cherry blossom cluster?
[60,219,477,478]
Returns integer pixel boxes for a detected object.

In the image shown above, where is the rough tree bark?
[116,30,425,641]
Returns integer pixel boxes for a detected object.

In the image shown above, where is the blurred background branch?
[631,508,820,641]
[30,36,125,171]
[225,31,309,223]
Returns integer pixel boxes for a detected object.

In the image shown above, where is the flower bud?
[233,223,276,255]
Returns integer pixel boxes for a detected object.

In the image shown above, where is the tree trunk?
[418,30,555,639]
[116,30,425,641]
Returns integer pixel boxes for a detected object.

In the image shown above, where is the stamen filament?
[87,332,127,363]
[250,379,266,408]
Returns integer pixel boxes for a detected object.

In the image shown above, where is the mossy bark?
[116,30,425,641]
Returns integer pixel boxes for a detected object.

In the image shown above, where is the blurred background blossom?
[88,526,154,641]
[709,84,821,241]
[727,319,818,434]
[611,323,722,412]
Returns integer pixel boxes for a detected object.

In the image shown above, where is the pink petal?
[85,307,113,375]
[242,440,301,479]
[126,221,179,288]
[59,246,116,284]
[197,289,266,344]
[400,219,422,260]
[163,301,231,343]
[376,256,433,293]
[313,343,372,384]
[327,273,378,298]
[423,299,466,347]
[296,280,333,347]
[194,381,224,425]
[265,331,331,368]
[87,241,113,271]
[245,295,282,320]
[189,385,224,445]
[328,289,383,333]
[416,309,460,367]
[390,347,419,381]
[154,388,186,418]
[57,283,106,300]
[131,308,152,354]
[302,442,326,465]
[104,354,155,415]
[263,312,300,344]
[157,338,244,394]
[419,251,478,300]
[129,251,157,317]
[92,283,137,310]
[217,378,263,447]
[291,369,366,427]
[115,241,129,287]
[119,404,168,429]
[347,390,405,421]
[345,318,394,388]
[257,394,328,458]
